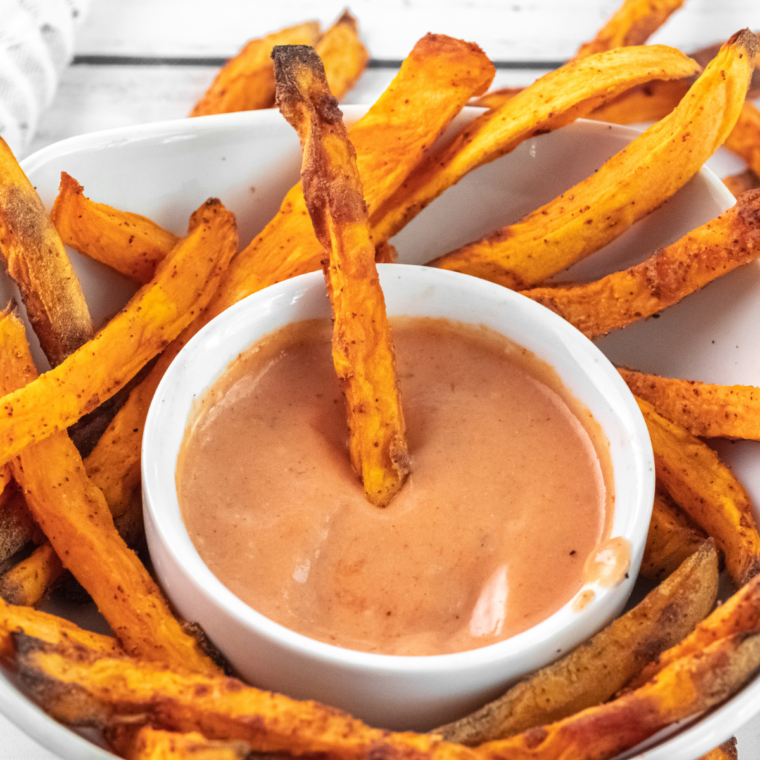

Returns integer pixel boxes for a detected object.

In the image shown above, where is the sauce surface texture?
[177,318,612,656]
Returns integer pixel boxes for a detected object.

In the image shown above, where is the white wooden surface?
[4,0,760,757]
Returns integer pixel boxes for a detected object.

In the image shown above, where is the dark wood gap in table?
[71,55,564,70]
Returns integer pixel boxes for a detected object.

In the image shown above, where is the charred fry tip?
[728,28,760,60]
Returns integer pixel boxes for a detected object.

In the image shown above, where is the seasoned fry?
[0,480,40,564]
[0,596,120,664]
[477,631,760,760]
[628,571,760,690]
[370,44,700,245]
[573,0,686,59]
[638,396,760,587]
[78,34,495,515]
[430,30,758,288]
[724,168,760,198]
[274,45,409,507]
[15,626,760,760]
[51,173,178,284]
[524,189,760,338]
[0,199,237,467]
[435,541,718,744]
[0,138,93,367]
[316,11,369,101]
[212,33,494,314]
[620,366,760,440]
[699,738,738,760]
[107,726,251,760]
[189,22,320,117]
[588,78,690,124]
[0,542,63,607]
[725,101,760,178]
[14,633,477,760]
[640,486,707,581]
[0,310,221,675]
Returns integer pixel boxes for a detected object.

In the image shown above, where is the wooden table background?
[4,0,760,756]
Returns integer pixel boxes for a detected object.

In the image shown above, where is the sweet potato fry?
[0,198,237,467]
[435,541,718,744]
[0,596,120,664]
[14,633,477,760]
[725,101,760,178]
[640,486,707,581]
[0,138,93,366]
[638,396,760,587]
[523,189,760,338]
[430,30,758,288]
[15,625,760,760]
[212,33,494,315]
[620,367,760,440]
[724,169,760,198]
[274,45,410,507]
[0,310,221,675]
[316,11,369,102]
[700,739,738,760]
[573,0,686,60]
[189,21,320,117]
[0,542,63,607]
[587,78,690,124]
[78,34,495,516]
[0,480,40,564]
[476,630,760,760]
[628,570,760,690]
[51,173,178,284]
[370,44,700,245]
[107,726,251,760]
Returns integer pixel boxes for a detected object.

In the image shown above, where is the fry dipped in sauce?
[273,45,410,507]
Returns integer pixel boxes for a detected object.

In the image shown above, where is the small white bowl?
[142,263,654,731]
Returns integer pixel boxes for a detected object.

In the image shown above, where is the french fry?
[77,33,496,519]
[699,739,738,760]
[641,486,707,581]
[627,571,760,690]
[370,44,700,245]
[620,367,760,440]
[0,138,93,367]
[587,78,690,124]
[0,198,237,467]
[0,542,63,607]
[0,309,221,675]
[430,30,758,288]
[523,189,760,338]
[106,725,251,760]
[274,45,410,507]
[316,11,369,102]
[476,631,760,760]
[638,396,760,587]
[51,172,178,284]
[0,480,40,564]
[15,625,760,760]
[189,21,320,117]
[725,101,760,178]
[0,595,120,664]
[435,541,718,744]
[212,32,494,315]
[724,168,760,198]
[573,0,686,60]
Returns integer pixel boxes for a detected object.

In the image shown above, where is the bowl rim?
[142,263,655,675]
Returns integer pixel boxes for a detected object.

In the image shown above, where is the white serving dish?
[0,107,752,758]
[142,264,654,730]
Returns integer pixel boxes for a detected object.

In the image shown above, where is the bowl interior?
[1,108,745,754]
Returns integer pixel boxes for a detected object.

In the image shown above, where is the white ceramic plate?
[1,107,756,759]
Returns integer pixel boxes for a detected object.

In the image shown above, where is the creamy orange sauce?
[177,318,614,656]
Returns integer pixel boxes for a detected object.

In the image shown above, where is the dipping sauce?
[177,317,613,656]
